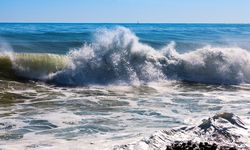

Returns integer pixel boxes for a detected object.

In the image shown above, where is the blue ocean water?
[1,24,250,150]
[1,23,250,54]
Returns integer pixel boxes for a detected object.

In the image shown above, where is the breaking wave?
[1,27,250,85]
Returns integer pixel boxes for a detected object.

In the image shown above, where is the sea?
[0,23,250,150]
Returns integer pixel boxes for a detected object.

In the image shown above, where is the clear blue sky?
[0,0,250,23]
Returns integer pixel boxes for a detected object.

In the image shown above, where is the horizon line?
[0,22,250,24]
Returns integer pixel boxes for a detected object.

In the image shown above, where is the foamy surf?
[1,27,250,85]
[114,113,250,150]
[0,78,250,150]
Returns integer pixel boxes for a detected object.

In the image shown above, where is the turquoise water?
[0,24,250,149]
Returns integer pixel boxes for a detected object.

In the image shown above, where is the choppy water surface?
[1,24,250,149]
[1,80,250,149]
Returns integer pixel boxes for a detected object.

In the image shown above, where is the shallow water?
[1,80,250,149]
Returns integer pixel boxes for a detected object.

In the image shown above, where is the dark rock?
[165,141,238,150]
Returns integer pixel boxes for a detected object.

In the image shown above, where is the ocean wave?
[0,53,68,80]
[1,27,250,85]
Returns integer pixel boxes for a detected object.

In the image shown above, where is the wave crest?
[52,27,250,85]
[166,46,250,84]
[52,27,166,85]
[1,27,250,85]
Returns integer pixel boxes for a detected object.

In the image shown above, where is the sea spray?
[52,27,165,85]
[164,46,250,84]
[1,27,250,85]
[52,27,250,85]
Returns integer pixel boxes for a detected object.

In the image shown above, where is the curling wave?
[1,27,250,85]
[0,53,69,80]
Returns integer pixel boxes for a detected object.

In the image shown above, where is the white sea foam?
[52,27,250,85]
[114,113,250,150]
[1,27,250,85]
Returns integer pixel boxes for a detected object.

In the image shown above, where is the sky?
[0,0,250,23]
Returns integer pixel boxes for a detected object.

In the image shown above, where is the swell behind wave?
[1,27,250,85]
